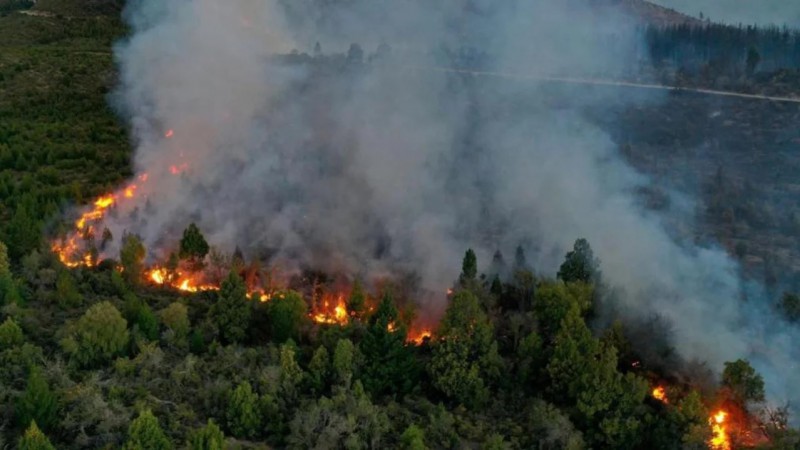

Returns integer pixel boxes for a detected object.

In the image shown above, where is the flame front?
[652,386,668,403]
[407,328,432,345]
[312,295,350,325]
[710,410,730,450]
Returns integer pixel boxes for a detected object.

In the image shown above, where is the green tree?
[429,290,501,408]
[0,240,9,277]
[746,46,761,77]
[56,271,83,308]
[347,279,367,319]
[16,367,58,432]
[17,421,55,450]
[722,359,765,405]
[6,194,41,261]
[124,409,173,450]
[459,249,478,286]
[779,292,800,322]
[401,424,428,450]
[359,290,417,397]
[557,238,600,284]
[534,281,593,340]
[546,309,647,448]
[179,223,210,270]
[267,291,307,343]
[307,345,330,394]
[209,272,251,344]
[0,316,24,350]
[61,301,129,367]
[134,302,159,342]
[160,302,190,338]
[189,419,225,450]
[120,233,146,284]
[227,381,261,439]
[279,343,305,403]
[332,338,356,386]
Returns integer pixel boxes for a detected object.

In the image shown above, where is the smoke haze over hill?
[109,0,800,412]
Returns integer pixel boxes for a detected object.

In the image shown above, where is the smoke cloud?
[108,0,799,411]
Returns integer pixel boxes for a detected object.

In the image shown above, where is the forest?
[2,1,800,449]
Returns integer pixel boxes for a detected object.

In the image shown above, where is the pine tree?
[429,290,501,408]
[0,240,9,277]
[0,316,24,350]
[6,194,41,261]
[459,249,478,286]
[557,238,601,284]
[61,301,129,367]
[267,291,307,343]
[209,272,251,344]
[347,279,367,319]
[227,381,261,439]
[124,409,173,450]
[360,290,417,397]
[120,233,146,285]
[179,223,210,270]
[16,367,58,432]
[189,419,225,450]
[17,421,55,450]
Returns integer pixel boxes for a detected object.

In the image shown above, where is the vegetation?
[1,3,799,449]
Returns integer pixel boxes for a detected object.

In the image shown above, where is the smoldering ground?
[106,0,799,411]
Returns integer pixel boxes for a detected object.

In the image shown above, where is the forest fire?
[146,266,219,293]
[312,295,349,325]
[652,386,668,403]
[710,410,731,450]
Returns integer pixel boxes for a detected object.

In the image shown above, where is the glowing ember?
[124,185,137,198]
[170,163,189,175]
[710,410,730,450]
[387,322,397,332]
[165,129,174,138]
[652,386,668,403]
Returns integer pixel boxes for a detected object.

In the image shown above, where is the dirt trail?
[419,66,800,104]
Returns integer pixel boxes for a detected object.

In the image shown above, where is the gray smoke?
[106,0,799,411]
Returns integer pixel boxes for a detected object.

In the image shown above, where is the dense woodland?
[643,24,800,95]
[2,2,800,449]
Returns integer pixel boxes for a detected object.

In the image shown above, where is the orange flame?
[710,410,730,450]
[312,295,349,325]
[407,328,432,345]
[652,386,668,404]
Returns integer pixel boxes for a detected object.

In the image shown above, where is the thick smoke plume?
[108,0,799,409]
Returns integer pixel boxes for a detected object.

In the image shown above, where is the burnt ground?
[588,88,800,291]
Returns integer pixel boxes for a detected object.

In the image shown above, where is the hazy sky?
[652,0,800,27]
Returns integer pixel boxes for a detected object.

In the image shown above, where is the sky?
[652,0,800,27]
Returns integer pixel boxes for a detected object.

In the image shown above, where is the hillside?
[596,0,703,26]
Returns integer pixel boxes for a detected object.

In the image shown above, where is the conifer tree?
[209,272,251,344]
[124,409,173,450]
[360,290,417,397]
[17,421,55,450]
[16,367,58,432]
[189,419,225,450]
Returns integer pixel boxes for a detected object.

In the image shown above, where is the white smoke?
[105,0,800,411]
